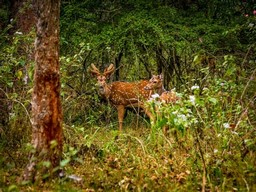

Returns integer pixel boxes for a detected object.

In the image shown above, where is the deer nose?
[98,84,104,89]
[96,82,103,88]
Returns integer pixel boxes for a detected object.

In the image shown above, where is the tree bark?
[114,49,123,81]
[23,0,62,181]
[9,0,36,34]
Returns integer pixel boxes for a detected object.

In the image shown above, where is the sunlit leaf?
[42,161,51,168]
[16,70,23,79]
[60,159,70,167]
[8,184,17,191]
[209,97,218,105]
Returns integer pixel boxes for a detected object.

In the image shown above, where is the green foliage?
[145,54,255,190]
[0,5,9,24]
[0,31,34,87]
[0,31,35,150]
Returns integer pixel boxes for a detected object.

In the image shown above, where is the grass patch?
[1,123,255,191]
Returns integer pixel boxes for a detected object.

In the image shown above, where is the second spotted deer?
[144,74,179,104]
[144,74,180,134]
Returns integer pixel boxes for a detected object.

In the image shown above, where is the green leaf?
[42,161,51,168]
[16,70,23,79]
[27,88,33,94]
[8,185,18,192]
[7,82,13,88]
[209,97,218,105]
[193,55,201,65]
[60,158,70,167]
[19,60,26,66]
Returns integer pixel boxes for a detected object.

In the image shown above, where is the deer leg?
[117,105,125,132]
[145,108,155,123]
[141,104,155,125]
[135,101,155,125]
[163,125,169,136]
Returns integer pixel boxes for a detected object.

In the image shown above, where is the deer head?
[144,74,165,95]
[90,63,115,98]
[145,73,180,104]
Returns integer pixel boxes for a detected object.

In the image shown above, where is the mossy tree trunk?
[23,0,63,181]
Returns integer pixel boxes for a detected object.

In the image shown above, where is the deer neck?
[99,83,111,99]
[155,85,166,95]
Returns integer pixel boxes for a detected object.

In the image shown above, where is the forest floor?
[1,121,256,191]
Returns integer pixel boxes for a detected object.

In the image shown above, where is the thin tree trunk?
[114,49,123,81]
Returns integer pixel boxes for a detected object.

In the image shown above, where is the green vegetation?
[0,0,255,191]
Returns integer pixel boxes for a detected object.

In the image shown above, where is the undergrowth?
[1,122,255,191]
[1,57,256,191]
[0,31,255,191]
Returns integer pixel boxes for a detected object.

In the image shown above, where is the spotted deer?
[144,74,180,134]
[144,74,179,103]
[89,63,154,131]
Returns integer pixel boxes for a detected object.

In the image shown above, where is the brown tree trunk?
[114,49,123,81]
[156,46,174,90]
[23,0,62,181]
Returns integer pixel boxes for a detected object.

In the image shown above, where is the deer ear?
[159,73,164,80]
[89,63,101,77]
[108,63,115,71]
[103,63,115,78]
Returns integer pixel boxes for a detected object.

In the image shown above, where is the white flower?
[214,149,218,153]
[151,93,160,99]
[15,31,23,35]
[223,123,230,129]
[172,111,178,115]
[189,95,196,105]
[191,85,200,90]
[178,114,187,121]
[147,98,154,102]
[147,93,160,104]
[9,113,15,118]
[248,23,254,27]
